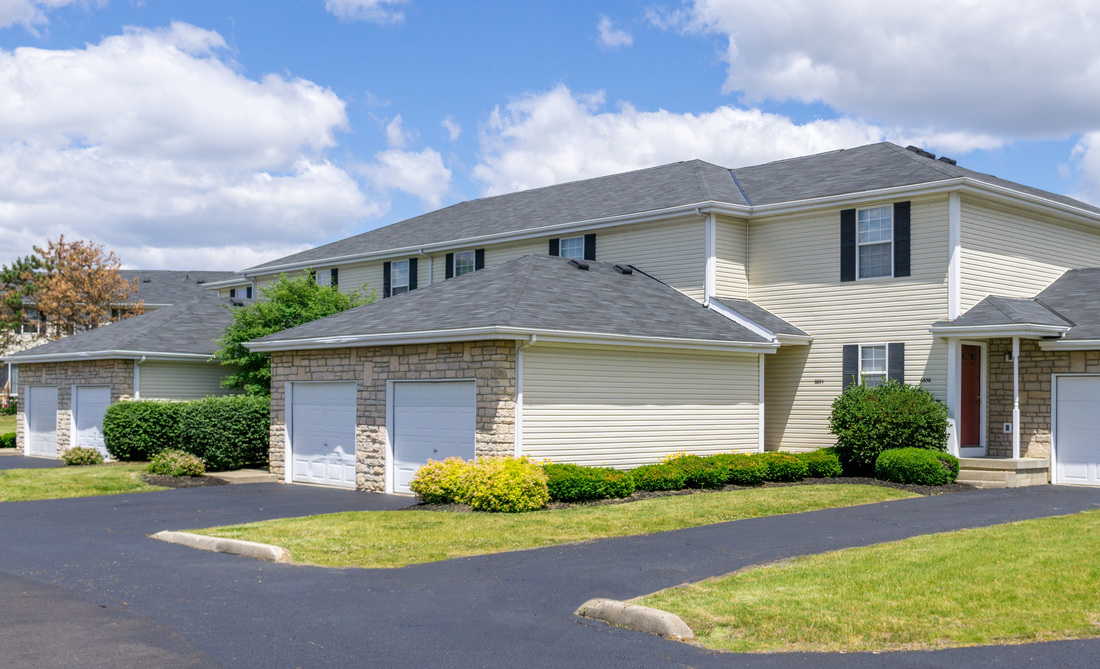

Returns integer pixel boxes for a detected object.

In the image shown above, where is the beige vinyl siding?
[959,197,1100,311]
[715,215,748,298]
[520,344,760,467]
[597,216,705,300]
[138,361,236,400]
[749,195,950,451]
[337,261,385,296]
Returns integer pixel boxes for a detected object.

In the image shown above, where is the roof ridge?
[499,255,539,327]
[882,142,961,180]
[1033,297,1077,327]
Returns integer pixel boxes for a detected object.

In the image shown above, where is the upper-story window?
[859,344,887,387]
[19,309,42,335]
[228,286,253,299]
[559,236,584,259]
[857,206,893,279]
[390,260,410,295]
[453,250,476,277]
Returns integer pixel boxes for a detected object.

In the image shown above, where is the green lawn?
[0,463,164,502]
[639,510,1100,653]
[0,414,15,436]
[195,484,916,569]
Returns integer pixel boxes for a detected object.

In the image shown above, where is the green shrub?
[61,447,104,466]
[543,463,635,502]
[709,453,769,486]
[0,397,16,416]
[758,452,809,482]
[148,449,206,477]
[671,454,728,489]
[103,401,185,461]
[829,380,950,475]
[0,432,15,449]
[409,457,470,504]
[178,395,270,472]
[630,463,688,491]
[795,449,843,478]
[458,457,549,512]
[875,448,960,486]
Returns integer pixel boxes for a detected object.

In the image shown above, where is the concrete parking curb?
[151,531,291,563]
[574,598,694,640]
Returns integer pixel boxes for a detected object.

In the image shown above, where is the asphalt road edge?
[575,597,694,640]
[151,530,291,563]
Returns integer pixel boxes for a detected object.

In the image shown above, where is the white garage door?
[25,386,58,457]
[290,382,357,488]
[392,381,475,494]
[74,386,111,457]
[1055,375,1100,485]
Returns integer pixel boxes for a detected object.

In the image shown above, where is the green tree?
[215,273,375,395]
[0,254,43,349]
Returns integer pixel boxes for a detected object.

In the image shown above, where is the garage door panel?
[392,381,475,494]
[26,386,59,457]
[74,387,111,457]
[290,382,356,488]
[1055,376,1100,486]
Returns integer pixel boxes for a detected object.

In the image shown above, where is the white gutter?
[245,326,778,355]
[2,350,214,364]
[201,278,250,290]
[928,324,1068,339]
[706,300,777,343]
[1038,339,1100,351]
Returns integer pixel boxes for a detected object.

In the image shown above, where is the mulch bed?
[404,477,975,513]
[142,474,229,489]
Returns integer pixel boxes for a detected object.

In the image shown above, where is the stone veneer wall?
[987,338,1100,458]
[14,360,135,455]
[268,340,516,492]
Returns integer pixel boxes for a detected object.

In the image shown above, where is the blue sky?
[1,0,1098,270]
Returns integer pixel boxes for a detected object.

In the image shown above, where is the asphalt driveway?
[0,483,1098,668]
[0,453,66,469]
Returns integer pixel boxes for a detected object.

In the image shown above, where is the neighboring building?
[2,293,242,459]
[218,141,1100,492]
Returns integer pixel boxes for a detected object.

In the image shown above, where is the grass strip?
[0,414,15,435]
[639,509,1100,652]
[0,463,164,502]
[195,484,915,569]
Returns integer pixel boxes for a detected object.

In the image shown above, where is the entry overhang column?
[1012,336,1021,460]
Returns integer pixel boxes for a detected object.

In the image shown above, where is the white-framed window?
[857,206,893,279]
[859,344,888,387]
[559,236,584,260]
[391,259,410,295]
[453,250,475,277]
[19,309,42,335]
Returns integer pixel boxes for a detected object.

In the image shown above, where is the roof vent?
[230,298,245,307]
[142,279,151,283]
[569,259,589,271]
[613,264,633,275]
[938,156,957,166]
[905,145,936,160]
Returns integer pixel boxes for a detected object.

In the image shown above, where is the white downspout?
[758,353,765,453]
[948,192,961,320]
[133,355,146,399]
[515,335,536,458]
[1012,336,1021,460]
[703,212,716,307]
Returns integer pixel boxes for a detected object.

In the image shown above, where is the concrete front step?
[207,469,280,484]
[957,457,1049,488]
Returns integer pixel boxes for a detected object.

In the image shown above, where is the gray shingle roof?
[933,296,1072,330]
[120,270,239,305]
[251,255,770,347]
[245,142,1100,273]
[5,293,237,360]
[712,297,809,336]
[1035,268,1100,340]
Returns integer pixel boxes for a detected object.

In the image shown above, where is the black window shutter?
[382,261,391,298]
[583,233,596,261]
[893,201,911,278]
[842,344,858,390]
[888,343,905,383]
[408,257,418,290]
[445,253,454,279]
[246,286,252,299]
[330,267,339,288]
[474,248,485,270]
[549,238,559,256]
[840,209,856,282]
[228,288,235,298]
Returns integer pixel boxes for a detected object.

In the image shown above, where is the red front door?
[960,345,982,447]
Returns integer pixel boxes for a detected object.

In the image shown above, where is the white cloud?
[360,147,452,209]
[473,84,898,195]
[0,23,378,269]
[385,114,410,148]
[596,15,632,49]
[324,0,410,24]
[0,0,96,30]
[1071,133,1100,206]
[441,116,461,141]
[669,0,1100,139]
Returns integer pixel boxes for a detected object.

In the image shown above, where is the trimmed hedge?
[758,452,809,482]
[630,463,687,491]
[409,457,468,504]
[409,457,550,512]
[829,380,949,475]
[875,447,960,486]
[103,396,269,471]
[795,449,843,478]
[103,400,185,461]
[671,455,728,489]
[0,432,15,449]
[178,395,270,471]
[709,453,769,486]
[543,463,635,502]
[62,447,104,466]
